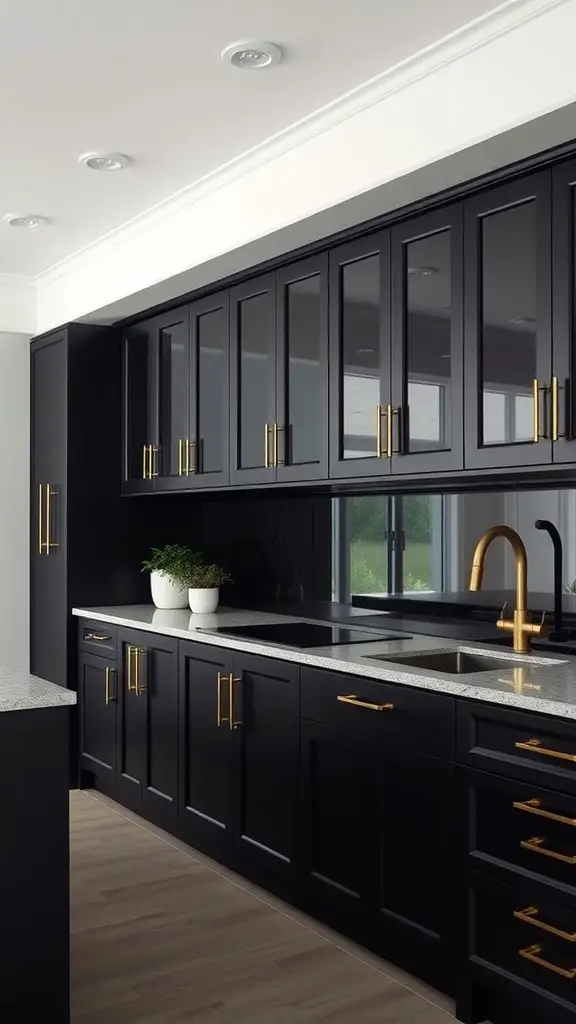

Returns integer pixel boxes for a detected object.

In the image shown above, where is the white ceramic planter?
[150,571,188,610]
[188,587,220,614]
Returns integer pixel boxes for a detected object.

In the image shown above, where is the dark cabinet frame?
[552,159,576,463]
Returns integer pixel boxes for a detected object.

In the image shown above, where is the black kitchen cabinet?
[78,651,117,781]
[178,642,299,880]
[552,159,576,463]
[464,172,553,469]
[231,258,329,486]
[186,291,230,488]
[390,205,464,475]
[30,325,122,694]
[116,628,178,829]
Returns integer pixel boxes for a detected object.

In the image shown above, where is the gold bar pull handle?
[229,675,242,730]
[178,439,184,476]
[552,376,562,442]
[105,667,117,706]
[46,485,58,552]
[187,439,197,475]
[275,424,285,467]
[264,423,272,468]
[85,633,112,643]
[386,403,393,459]
[391,406,403,456]
[519,944,576,979]
[533,378,540,442]
[337,694,394,712]
[135,649,147,697]
[515,737,576,763]
[143,444,150,480]
[217,671,229,727]
[521,836,576,864]
[149,446,160,477]
[514,906,576,943]
[126,646,134,691]
[513,798,576,827]
[38,484,45,554]
[376,405,383,458]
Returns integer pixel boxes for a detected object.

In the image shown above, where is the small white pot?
[150,571,188,610]
[188,587,220,614]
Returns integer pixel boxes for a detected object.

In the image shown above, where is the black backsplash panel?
[121,491,332,607]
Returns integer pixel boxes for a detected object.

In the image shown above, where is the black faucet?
[534,519,571,641]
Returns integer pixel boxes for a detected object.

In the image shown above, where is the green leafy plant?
[184,561,232,590]
[141,544,199,587]
[565,580,576,594]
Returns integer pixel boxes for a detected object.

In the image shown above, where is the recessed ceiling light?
[509,316,536,325]
[3,213,50,228]
[79,152,132,171]
[407,266,438,277]
[221,40,282,69]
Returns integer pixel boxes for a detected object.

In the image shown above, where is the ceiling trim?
[35,0,565,287]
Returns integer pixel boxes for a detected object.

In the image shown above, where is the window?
[332,494,447,602]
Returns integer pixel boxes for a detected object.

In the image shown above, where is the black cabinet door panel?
[552,160,576,462]
[142,636,178,824]
[178,642,234,854]
[117,637,147,803]
[122,323,156,492]
[155,308,192,491]
[464,172,553,469]
[232,654,298,877]
[78,652,117,778]
[188,291,230,487]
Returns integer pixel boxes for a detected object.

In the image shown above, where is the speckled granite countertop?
[73,604,576,720]
[0,666,76,713]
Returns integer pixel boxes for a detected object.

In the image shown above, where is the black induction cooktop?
[206,621,410,649]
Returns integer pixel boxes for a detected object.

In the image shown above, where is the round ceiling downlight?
[79,152,132,171]
[221,41,282,69]
[4,214,50,228]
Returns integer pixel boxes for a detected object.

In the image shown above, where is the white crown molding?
[35,0,567,288]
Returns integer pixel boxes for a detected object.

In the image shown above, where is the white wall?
[0,333,29,669]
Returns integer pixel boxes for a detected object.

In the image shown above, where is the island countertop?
[0,666,77,713]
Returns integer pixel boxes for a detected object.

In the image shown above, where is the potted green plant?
[142,544,198,610]
[184,561,232,614]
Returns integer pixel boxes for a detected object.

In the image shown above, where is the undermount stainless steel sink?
[365,650,536,674]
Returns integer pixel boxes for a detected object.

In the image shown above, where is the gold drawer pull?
[514,906,576,943]
[519,943,576,979]
[515,738,576,763]
[104,667,117,706]
[513,798,576,827]
[521,836,576,864]
[85,632,112,642]
[376,405,388,458]
[229,674,242,730]
[217,671,229,727]
[337,694,394,712]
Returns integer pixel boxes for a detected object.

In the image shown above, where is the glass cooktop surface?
[206,621,410,649]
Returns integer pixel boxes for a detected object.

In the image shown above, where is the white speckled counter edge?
[73,605,576,720]
[0,665,76,713]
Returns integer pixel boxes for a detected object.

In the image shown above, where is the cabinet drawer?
[301,667,455,758]
[472,874,576,1011]
[458,702,576,795]
[78,620,117,657]
[465,768,576,896]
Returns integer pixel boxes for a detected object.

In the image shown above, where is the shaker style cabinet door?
[185,290,230,488]
[78,652,118,780]
[275,255,329,482]
[329,232,392,479]
[230,275,277,485]
[390,205,464,475]
[552,159,576,463]
[122,320,157,493]
[463,172,553,469]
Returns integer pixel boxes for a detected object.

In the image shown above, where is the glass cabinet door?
[464,173,552,468]
[122,324,155,492]
[155,308,191,490]
[188,291,230,488]
[275,255,328,482]
[329,233,391,479]
[390,206,463,475]
[551,160,576,464]
[230,275,277,485]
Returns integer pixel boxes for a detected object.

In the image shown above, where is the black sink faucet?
[534,519,570,641]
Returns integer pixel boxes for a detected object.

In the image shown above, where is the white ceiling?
[0,0,509,276]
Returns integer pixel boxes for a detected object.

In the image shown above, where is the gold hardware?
[386,403,393,459]
[126,646,137,692]
[337,694,394,712]
[188,439,197,475]
[519,944,576,979]
[514,797,576,827]
[104,667,116,706]
[45,486,58,552]
[217,671,229,727]
[85,633,111,642]
[149,446,159,477]
[533,378,540,443]
[228,674,242,730]
[515,738,576,763]
[178,439,184,476]
[469,526,548,653]
[552,376,560,443]
[142,444,150,480]
[521,835,576,864]
[134,648,146,697]
[376,405,388,458]
[38,484,48,554]
[391,406,402,455]
[514,906,576,943]
[264,423,273,469]
[274,424,285,467]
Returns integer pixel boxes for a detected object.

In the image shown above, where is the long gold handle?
[38,484,45,554]
[150,446,159,477]
[376,405,383,458]
[126,646,133,691]
[143,444,150,480]
[85,633,112,642]
[514,798,576,827]
[229,674,242,730]
[514,906,576,943]
[386,403,393,459]
[515,738,576,763]
[46,486,58,551]
[337,694,394,712]
[533,379,540,443]
[519,944,576,979]
[391,407,402,455]
[105,667,117,706]
[188,440,197,475]
[217,671,229,727]
[135,649,146,696]
[264,423,271,468]
[178,439,184,476]
[552,376,560,443]
[274,424,285,467]
[127,646,139,692]
[521,836,576,864]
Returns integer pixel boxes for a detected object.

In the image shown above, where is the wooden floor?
[70,792,455,1023]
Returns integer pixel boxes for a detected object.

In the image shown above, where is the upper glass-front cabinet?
[329,233,392,479]
[552,160,576,464]
[123,321,157,493]
[188,291,230,488]
[464,173,553,469]
[390,206,464,475]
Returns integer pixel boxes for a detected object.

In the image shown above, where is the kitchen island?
[0,667,75,1020]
